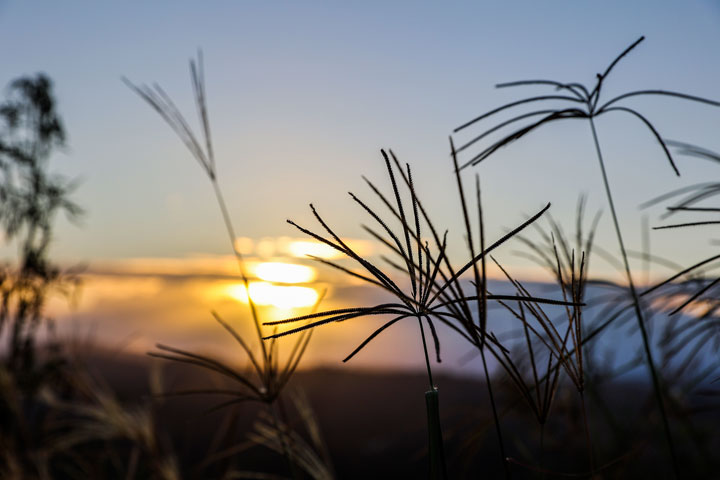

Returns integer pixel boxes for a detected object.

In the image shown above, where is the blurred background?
[1,0,719,373]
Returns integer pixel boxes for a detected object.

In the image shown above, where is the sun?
[253,261,316,283]
[226,281,319,309]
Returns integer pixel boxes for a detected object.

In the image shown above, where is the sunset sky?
[2,2,720,370]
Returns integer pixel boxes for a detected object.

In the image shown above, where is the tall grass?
[0,73,83,478]
[452,36,720,478]
[263,146,584,478]
[5,37,720,478]
[125,52,329,479]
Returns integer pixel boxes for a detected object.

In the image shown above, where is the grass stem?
[211,179,268,365]
[270,402,300,480]
[425,389,447,480]
[418,316,447,479]
[418,316,435,390]
[579,391,595,477]
[588,118,679,478]
[539,423,545,480]
[480,344,511,479]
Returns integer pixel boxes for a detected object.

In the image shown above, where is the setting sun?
[253,261,316,283]
[288,240,343,260]
[226,281,319,308]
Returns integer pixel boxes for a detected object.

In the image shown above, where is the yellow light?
[226,284,249,303]
[226,282,319,308]
[253,262,316,283]
[288,240,343,260]
[234,237,254,255]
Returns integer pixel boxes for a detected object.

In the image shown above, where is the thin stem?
[425,389,448,479]
[270,401,300,480]
[481,344,511,479]
[125,446,139,480]
[579,391,595,476]
[211,179,268,364]
[418,316,435,390]
[540,423,546,480]
[588,118,679,478]
[476,176,510,479]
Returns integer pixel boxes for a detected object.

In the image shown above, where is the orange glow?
[288,240,342,260]
[234,237,254,255]
[226,281,319,308]
[253,262,316,283]
[288,238,373,259]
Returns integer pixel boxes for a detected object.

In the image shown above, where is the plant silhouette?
[0,73,82,475]
[452,36,720,477]
[265,148,581,478]
[126,53,328,479]
[0,73,81,383]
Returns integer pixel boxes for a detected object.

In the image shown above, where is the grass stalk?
[268,151,572,477]
[539,423,545,480]
[425,389,447,480]
[452,141,510,479]
[270,401,301,480]
[210,178,267,364]
[452,40,720,476]
[480,344,510,479]
[418,315,447,479]
[477,180,511,480]
[125,55,323,478]
[578,390,595,477]
[125,446,139,480]
[588,118,679,477]
[418,316,436,390]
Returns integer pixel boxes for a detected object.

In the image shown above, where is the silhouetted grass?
[263,145,586,478]
[639,143,720,398]
[125,52,330,479]
[5,37,720,479]
[453,36,720,478]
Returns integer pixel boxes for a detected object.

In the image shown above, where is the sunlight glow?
[253,262,316,283]
[234,237,254,255]
[288,240,343,260]
[226,281,319,308]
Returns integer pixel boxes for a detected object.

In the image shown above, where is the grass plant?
[641,143,720,312]
[125,52,326,479]
[6,36,720,478]
[43,367,180,480]
[452,36,720,477]
[263,147,582,478]
[638,143,720,405]
[488,231,602,477]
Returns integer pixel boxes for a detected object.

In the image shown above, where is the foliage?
[0,73,81,380]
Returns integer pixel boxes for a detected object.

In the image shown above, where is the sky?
[2,1,720,371]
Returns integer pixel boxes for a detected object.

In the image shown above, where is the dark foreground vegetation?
[7,348,720,479]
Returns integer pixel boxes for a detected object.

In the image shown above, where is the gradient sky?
[3,2,720,374]
[1,1,719,274]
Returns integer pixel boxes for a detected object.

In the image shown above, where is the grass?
[452,36,720,478]
[3,38,720,479]
[124,52,333,480]
[262,148,579,478]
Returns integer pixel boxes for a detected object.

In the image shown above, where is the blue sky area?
[1,1,719,278]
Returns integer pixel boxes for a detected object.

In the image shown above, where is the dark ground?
[70,347,720,480]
